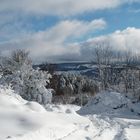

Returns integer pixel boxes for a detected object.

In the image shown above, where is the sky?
[0,0,140,63]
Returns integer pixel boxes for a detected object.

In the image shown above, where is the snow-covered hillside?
[78,91,140,116]
[78,92,140,140]
[0,87,140,140]
[0,86,95,140]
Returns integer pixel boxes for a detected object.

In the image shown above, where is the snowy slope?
[0,86,95,140]
[78,91,139,115]
[78,91,140,140]
[0,87,140,140]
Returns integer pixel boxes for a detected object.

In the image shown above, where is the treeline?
[0,50,99,106]
[1,47,140,106]
[92,42,140,100]
[47,73,99,105]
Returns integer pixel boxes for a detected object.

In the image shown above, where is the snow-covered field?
[0,87,140,140]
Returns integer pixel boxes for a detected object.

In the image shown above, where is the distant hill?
[33,62,98,78]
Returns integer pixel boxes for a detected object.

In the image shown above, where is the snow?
[0,87,140,140]
[0,86,95,140]
[78,91,140,140]
[78,91,140,116]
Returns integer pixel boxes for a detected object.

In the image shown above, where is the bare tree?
[93,41,113,90]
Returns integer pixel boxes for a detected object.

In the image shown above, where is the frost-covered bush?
[0,50,52,105]
[49,73,99,105]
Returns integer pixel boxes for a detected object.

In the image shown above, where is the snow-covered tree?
[0,50,52,105]
[93,42,113,90]
[50,73,99,105]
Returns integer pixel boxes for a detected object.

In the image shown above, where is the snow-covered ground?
[0,87,140,140]
[78,91,140,140]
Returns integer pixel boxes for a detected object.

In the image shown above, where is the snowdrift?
[0,86,47,140]
[0,86,95,140]
[0,86,140,140]
[78,91,140,116]
[78,92,140,140]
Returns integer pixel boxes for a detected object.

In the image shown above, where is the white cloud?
[0,19,106,63]
[0,0,139,16]
[79,27,140,61]
[45,19,106,43]
[0,1,139,63]
[88,27,140,52]
[0,25,140,63]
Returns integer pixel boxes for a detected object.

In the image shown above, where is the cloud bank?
[79,27,140,61]
[0,24,140,63]
[0,19,106,63]
[0,0,140,63]
[0,0,139,16]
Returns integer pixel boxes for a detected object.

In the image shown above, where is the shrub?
[0,50,52,105]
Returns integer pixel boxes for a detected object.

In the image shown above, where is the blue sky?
[0,0,140,63]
